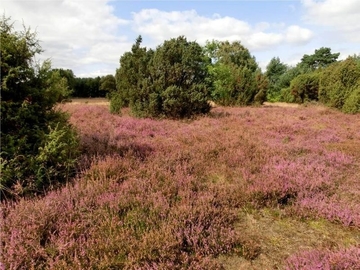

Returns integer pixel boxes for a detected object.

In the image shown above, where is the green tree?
[72,76,102,97]
[265,57,287,101]
[204,40,265,106]
[300,47,340,70]
[113,35,149,110]
[51,68,76,93]
[278,65,303,102]
[100,74,116,96]
[1,17,79,198]
[112,36,211,118]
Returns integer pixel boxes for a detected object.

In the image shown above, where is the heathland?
[2,100,359,269]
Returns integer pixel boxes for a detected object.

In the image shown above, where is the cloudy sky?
[2,0,359,77]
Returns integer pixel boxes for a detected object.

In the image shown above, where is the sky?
[2,0,360,78]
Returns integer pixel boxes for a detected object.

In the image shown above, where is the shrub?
[319,57,360,113]
[289,72,320,103]
[109,91,123,115]
[286,247,360,270]
[0,17,79,198]
[113,36,210,118]
[342,86,360,114]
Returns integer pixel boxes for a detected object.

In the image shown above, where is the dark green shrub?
[289,72,320,103]
[280,87,296,103]
[113,36,211,118]
[342,86,360,114]
[265,57,288,102]
[319,57,360,113]
[0,17,79,198]
[109,91,123,115]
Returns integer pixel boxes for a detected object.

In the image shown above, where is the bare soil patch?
[263,102,300,108]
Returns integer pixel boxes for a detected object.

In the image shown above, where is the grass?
[1,102,360,269]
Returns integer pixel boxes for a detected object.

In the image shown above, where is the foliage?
[72,76,102,97]
[113,36,150,111]
[51,68,76,93]
[99,74,116,97]
[0,16,79,198]
[300,47,340,70]
[265,57,288,102]
[109,91,123,115]
[342,86,360,114]
[289,72,320,103]
[279,47,342,106]
[204,40,266,106]
[278,65,305,103]
[318,56,360,113]
[113,36,211,118]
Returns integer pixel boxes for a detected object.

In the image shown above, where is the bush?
[319,57,360,113]
[113,36,211,118]
[0,17,79,198]
[109,91,123,115]
[342,86,360,114]
[289,72,320,103]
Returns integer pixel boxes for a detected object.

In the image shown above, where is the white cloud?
[285,25,314,45]
[132,9,252,46]
[132,9,313,52]
[1,0,131,76]
[302,0,360,42]
[1,2,317,77]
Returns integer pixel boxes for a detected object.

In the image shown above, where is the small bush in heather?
[109,91,122,115]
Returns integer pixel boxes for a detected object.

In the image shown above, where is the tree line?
[52,35,359,116]
[265,47,360,113]
[109,35,359,117]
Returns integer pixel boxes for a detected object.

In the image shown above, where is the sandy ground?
[262,102,300,108]
[66,98,301,109]
[66,98,109,105]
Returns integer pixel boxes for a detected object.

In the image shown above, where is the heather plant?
[286,247,360,270]
[2,103,360,268]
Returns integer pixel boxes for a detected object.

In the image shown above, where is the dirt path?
[262,102,300,108]
[66,98,301,109]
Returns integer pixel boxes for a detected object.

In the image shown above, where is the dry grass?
[65,97,109,105]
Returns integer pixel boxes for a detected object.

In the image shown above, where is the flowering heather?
[286,247,360,270]
[2,103,359,268]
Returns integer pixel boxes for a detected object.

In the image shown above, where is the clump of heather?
[2,103,360,268]
[286,247,360,270]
